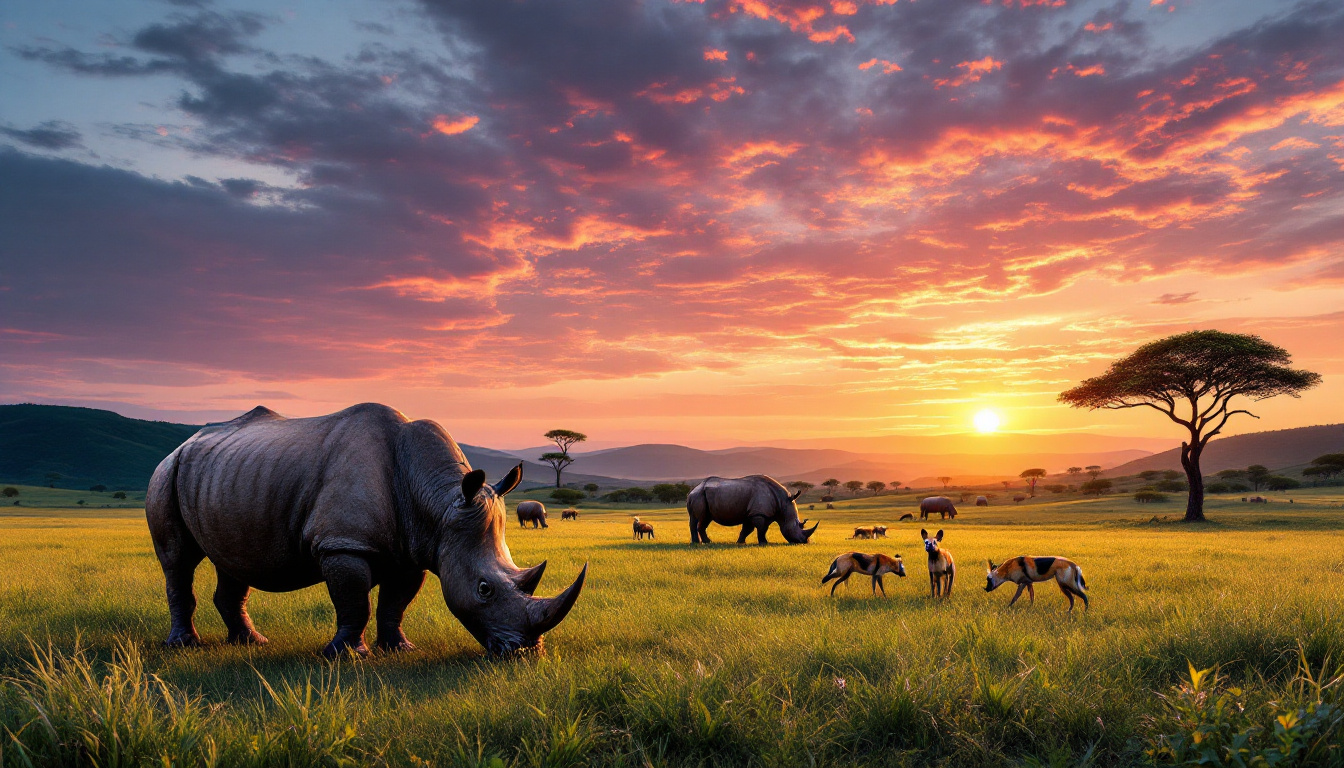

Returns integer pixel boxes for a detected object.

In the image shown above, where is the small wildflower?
[834,677,847,691]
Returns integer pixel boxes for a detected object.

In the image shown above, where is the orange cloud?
[934,56,1004,88]
[428,114,480,136]
[704,48,728,61]
[859,58,902,73]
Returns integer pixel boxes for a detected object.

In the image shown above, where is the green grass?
[2,492,1343,766]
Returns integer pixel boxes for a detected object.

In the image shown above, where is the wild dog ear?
[460,469,486,502]
[920,528,928,540]
[936,529,944,541]
[987,559,995,569]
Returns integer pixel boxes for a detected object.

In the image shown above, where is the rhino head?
[437,465,586,654]
[778,488,819,543]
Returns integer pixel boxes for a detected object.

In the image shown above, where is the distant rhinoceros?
[517,500,548,528]
[919,496,958,520]
[976,496,989,507]
[686,475,817,544]
[146,404,586,657]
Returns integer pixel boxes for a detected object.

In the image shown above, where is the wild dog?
[985,557,1088,611]
[821,552,906,596]
[561,509,579,520]
[921,529,954,598]
[873,525,888,538]
[633,518,655,540]
[899,513,914,522]
[851,526,875,539]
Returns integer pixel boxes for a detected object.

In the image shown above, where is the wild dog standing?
[985,557,1088,611]
[821,552,906,596]
[851,526,875,539]
[561,509,579,520]
[633,518,655,540]
[921,529,954,598]
[873,525,888,538]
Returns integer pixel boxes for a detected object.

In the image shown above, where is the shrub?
[1080,478,1112,495]
[819,495,835,503]
[1266,476,1301,491]
[550,488,585,504]
[89,484,107,492]
[112,491,127,499]
[604,487,653,503]
[651,482,693,504]
[1206,482,1231,494]
[583,483,600,493]
[1134,490,1169,503]
[1044,484,1067,493]
[1156,479,1188,492]
[1,486,17,497]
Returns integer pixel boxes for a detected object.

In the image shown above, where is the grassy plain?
[1,490,1343,766]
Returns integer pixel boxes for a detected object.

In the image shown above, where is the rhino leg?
[755,519,770,545]
[375,569,425,652]
[695,518,712,544]
[736,522,753,544]
[147,483,205,647]
[213,566,268,645]
[320,554,372,658]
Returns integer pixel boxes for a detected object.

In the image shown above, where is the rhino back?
[174,404,408,588]
[696,475,782,523]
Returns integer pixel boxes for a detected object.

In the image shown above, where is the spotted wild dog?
[985,556,1088,611]
[633,518,655,540]
[851,526,875,539]
[921,529,954,598]
[873,525,888,538]
[821,552,906,596]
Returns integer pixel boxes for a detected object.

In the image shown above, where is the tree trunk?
[1180,440,1205,522]
[554,466,563,488]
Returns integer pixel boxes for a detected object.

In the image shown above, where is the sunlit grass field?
[2,491,1343,766]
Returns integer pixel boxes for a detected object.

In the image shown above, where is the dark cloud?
[0,121,81,150]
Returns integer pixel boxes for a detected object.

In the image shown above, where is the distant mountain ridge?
[1101,424,1344,477]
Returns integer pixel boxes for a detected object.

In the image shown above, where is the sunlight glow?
[974,409,1001,433]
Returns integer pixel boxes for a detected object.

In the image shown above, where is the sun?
[973,409,1001,433]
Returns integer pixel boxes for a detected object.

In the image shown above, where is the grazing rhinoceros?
[919,496,958,520]
[976,496,989,507]
[686,475,818,544]
[517,500,548,528]
[145,404,586,657]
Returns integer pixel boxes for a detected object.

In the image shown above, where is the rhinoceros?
[517,500,548,528]
[919,496,958,520]
[686,475,818,544]
[145,404,586,657]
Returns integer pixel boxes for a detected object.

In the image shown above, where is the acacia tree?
[1019,468,1047,497]
[844,480,865,496]
[1085,466,1102,480]
[866,480,886,496]
[937,476,952,490]
[821,478,840,496]
[1066,466,1082,478]
[541,429,587,488]
[1060,331,1320,522]
[788,481,815,496]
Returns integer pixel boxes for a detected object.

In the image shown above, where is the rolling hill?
[1101,423,1344,477]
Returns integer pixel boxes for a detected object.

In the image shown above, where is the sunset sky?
[2,0,1342,450]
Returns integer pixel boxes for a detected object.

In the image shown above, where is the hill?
[0,404,200,490]
[1102,423,1344,477]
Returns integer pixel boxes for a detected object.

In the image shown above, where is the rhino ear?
[461,469,486,502]
[788,489,803,502]
[493,462,523,496]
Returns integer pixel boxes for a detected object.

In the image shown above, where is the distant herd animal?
[144,407,1087,664]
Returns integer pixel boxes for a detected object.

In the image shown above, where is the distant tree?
[1245,465,1272,491]
[1066,467,1082,479]
[1215,469,1247,480]
[544,429,587,455]
[788,481,815,496]
[76,499,86,506]
[1159,470,1180,481]
[1061,331,1319,522]
[1,487,17,498]
[1265,476,1300,491]
[45,472,61,488]
[937,476,952,490]
[651,483,693,504]
[89,484,107,492]
[112,491,127,500]
[1304,454,1344,485]
[1080,478,1112,495]
[583,483,600,493]
[866,481,886,496]
[1134,490,1168,503]
[550,488,585,504]
[844,480,865,496]
[1044,484,1067,494]
[1205,482,1231,494]
[822,479,841,495]
[604,487,654,503]
[1085,466,1103,480]
[889,481,901,491]
[1156,479,1188,493]
[539,452,575,488]
[1139,470,1163,481]
[1019,468,1047,497]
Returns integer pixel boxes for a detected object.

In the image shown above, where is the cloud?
[1152,292,1199,305]
[1,121,82,150]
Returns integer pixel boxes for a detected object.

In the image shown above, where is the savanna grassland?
[2,490,1343,767]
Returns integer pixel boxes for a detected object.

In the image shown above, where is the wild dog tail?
[946,560,955,595]
[821,558,841,584]
[1076,566,1087,592]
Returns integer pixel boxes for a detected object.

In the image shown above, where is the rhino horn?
[494,462,523,496]
[512,560,547,595]
[528,563,587,635]
[803,522,819,541]
[788,489,803,502]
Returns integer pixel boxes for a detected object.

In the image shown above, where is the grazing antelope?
[921,529,954,598]
[872,525,888,538]
[561,509,579,520]
[985,557,1089,611]
[633,518,655,540]
[821,552,906,596]
[851,526,875,539]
